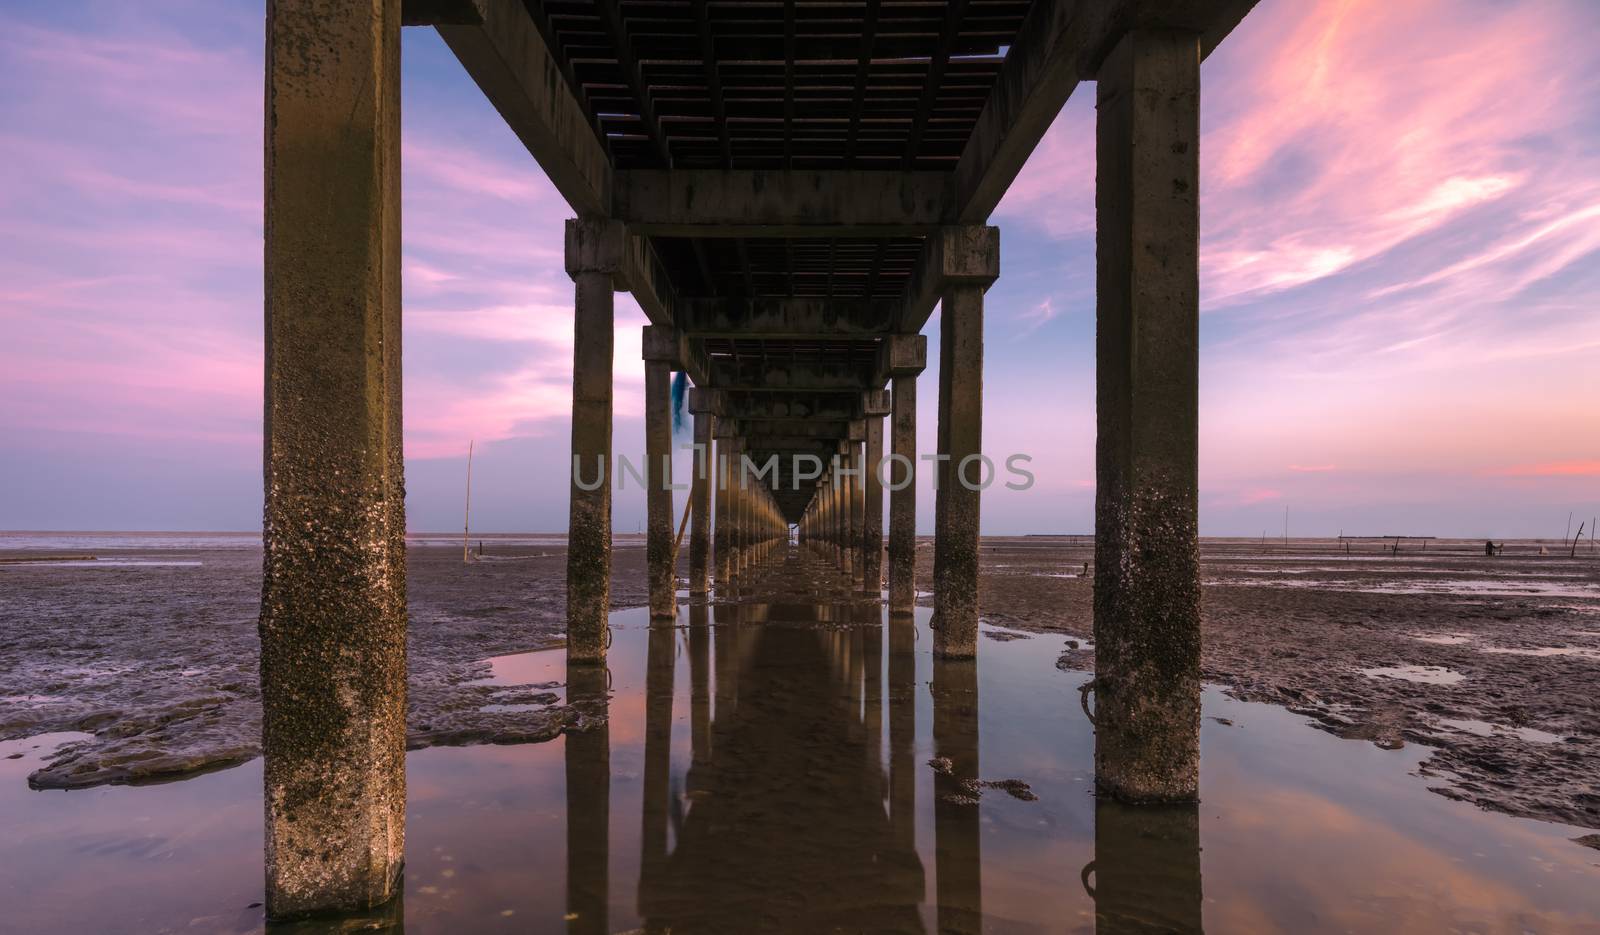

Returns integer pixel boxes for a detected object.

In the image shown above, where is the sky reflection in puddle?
[1,601,1597,933]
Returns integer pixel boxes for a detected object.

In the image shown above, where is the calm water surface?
[1,550,1597,933]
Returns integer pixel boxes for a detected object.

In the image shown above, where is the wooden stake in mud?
[463,439,474,564]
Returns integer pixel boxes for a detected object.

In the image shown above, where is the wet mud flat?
[945,536,1600,831]
[2,547,1598,933]
[0,533,659,788]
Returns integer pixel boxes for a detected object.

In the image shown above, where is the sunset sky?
[2,0,1597,537]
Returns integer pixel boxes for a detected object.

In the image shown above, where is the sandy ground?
[2,534,1596,834]
[946,536,1600,831]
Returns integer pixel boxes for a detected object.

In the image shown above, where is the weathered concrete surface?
[933,282,988,658]
[713,426,732,586]
[862,391,890,591]
[434,0,611,215]
[261,0,406,918]
[565,217,622,664]
[613,169,950,237]
[884,336,925,616]
[642,334,675,619]
[687,401,714,596]
[1092,29,1203,804]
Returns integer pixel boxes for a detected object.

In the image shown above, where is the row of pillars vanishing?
[260,0,1201,917]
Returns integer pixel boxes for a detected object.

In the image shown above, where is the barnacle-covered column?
[1094,29,1203,803]
[884,336,926,615]
[260,0,406,917]
[564,217,623,664]
[931,226,999,658]
[687,389,718,597]
[642,326,678,620]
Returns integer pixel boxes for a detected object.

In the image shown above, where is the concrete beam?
[877,334,928,379]
[678,297,898,337]
[614,170,952,237]
[719,394,860,421]
[619,231,678,330]
[435,0,611,215]
[953,0,1259,222]
[737,420,852,439]
[900,226,1000,333]
[709,358,875,392]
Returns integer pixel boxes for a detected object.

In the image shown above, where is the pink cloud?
[1486,461,1600,478]
[1287,464,1337,473]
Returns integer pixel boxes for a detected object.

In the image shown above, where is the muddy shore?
[2,534,1596,833]
[952,536,1600,830]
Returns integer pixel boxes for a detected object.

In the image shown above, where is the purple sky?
[2,0,1597,537]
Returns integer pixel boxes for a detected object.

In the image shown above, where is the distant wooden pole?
[463,440,474,563]
[1572,521,1585,559]
[672,494,693,566]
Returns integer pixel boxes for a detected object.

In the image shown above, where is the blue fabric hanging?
[670,371,689,437]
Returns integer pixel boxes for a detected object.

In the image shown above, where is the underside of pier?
[261,0,1258,916]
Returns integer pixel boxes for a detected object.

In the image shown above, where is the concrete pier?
[862,391,890,592]
[885,336,925,615]
[260,0,405,917]
[1092,29,1204,803]
[687,391,716,597]
[642,327,676,620]
[565,217,623,664]
[257,5,1262,911]
[713,424,733,587]
[931,227,999,659]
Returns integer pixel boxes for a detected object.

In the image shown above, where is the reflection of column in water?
[847,626,866,730]
[932,656,982,933]
[713,603,739,724]
[1088,800,1202,934]
[564,664,610,935]
[862,622,884,784]
[638,626,675,911]
[688,605,711,764]
[887,614,916,849]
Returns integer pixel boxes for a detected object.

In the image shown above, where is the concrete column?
[261,0,405,917]
[932,227,999,658]
[642,327,677,621]
[729,438,745,575]
[565,217,623,664]
[886,336,926,614]
[862,390,891,594]
[1093,29,1202,804]
[687,391,716,597]
[713,424,733,586]
[850,430,866,587]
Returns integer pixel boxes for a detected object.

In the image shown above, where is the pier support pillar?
[885,336,926,615]
[1093,28,1202,803]
[687,389,717,597]
[931,227,999,658]
[642,327,678,620]
[862,391,890,593]
[713,421,734,587]
[565,217,624,664]
[260,0,406,918]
